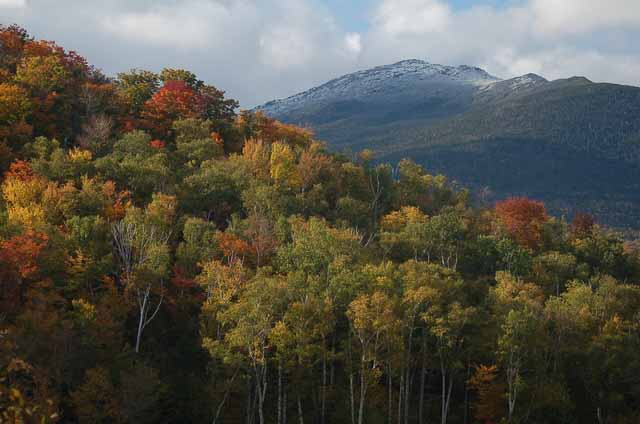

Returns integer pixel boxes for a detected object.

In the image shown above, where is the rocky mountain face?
[256,60,640,229]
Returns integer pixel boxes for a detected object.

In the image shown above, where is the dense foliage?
[2,25,640,424]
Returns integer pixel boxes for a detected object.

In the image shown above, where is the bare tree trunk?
[441,370,446,424]
[349,371,356,424]
[258,388,265,424]
[134,283,164,353]
[440,363,455,424]
[464,360,470,424]
[404,367,411,424]
[506,352,519,422]
[358,359,367,424]
[247,377,253,424]
[213,369,239,424]
[404,325,415,424]
[398,371,404,424]
[251,360,268,424]
[321,349,327,424]
[444,375,454,424]
[112,220,167,355]
[278,363,283,424]
[348,332,356,424]
[135,287,148,353]
[283,389,287,424]
[254,379,260,424]
[387,368,393,424]
[418,337,427,424]
[256,362,268,424]
[368,167,384,230]
[297,395,304,424]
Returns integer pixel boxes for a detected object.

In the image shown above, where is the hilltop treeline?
[1,25,640,424]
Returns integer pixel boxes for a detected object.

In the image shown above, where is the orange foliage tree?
[236,111,314,148]
[216,232,253,265]
[495,197,548,250]
[571,212,595,238]
[468,365,506,424]
[141,80,204,138]
[4,159,34,180]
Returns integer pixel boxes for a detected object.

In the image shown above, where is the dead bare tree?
[112,219,170,353]
[77,114,114,156]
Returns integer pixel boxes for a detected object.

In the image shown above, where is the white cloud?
[345,33,362,55]
[374,0,451,35]
[0,0,27,8]
[102,9,213,48]
[259,26,312,70]
[531,0,640,36]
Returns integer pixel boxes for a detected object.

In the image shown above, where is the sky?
[1,0,639,107]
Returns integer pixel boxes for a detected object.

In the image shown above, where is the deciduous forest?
[1,25,640,424]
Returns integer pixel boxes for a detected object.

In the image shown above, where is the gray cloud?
[1,0,639,107]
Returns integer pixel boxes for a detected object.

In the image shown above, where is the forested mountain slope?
[257,61,640,228]
[2,25,640,424]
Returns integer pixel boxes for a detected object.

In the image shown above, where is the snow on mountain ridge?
[481,73,548,92]
[257,60,501,115]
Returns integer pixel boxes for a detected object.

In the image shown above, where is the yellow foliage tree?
[270,142,300,189]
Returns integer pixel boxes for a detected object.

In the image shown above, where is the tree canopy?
[1,25,640,424]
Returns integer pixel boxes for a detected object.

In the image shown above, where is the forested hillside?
[257,60,640,229]
[1,25,640,424]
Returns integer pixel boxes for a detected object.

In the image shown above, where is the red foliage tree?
[495,197,548,250]
[0,230,48,313]
[140,80,203,138]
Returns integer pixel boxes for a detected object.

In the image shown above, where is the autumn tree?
[0,82,32,146]
[0,230,48,314]
[532,251,577,296]
[495,197,548,250]
[394,159,462,214]
[0,24,30,73]
[95,130,173,199]
[491,271,545,422]
[140,80,204,138]
[571,212,595,238]
[347,290,400,424]
[468,365,505,424]
[0,358,60,423]
[380,206,430,260]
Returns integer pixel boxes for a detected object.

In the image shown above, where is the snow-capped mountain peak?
[256,60,501,116]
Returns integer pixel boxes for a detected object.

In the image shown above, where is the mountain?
[256,60,640,229]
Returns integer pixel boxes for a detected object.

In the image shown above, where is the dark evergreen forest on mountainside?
[1,25,640,424]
